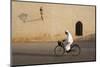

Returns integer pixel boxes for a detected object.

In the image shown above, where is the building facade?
[12,1,96,42]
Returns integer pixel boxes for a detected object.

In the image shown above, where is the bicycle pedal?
[66,50,71,53]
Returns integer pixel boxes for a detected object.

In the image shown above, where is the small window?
[75,21,83,36]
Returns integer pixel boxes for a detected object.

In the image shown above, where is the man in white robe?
[63,30,73,51]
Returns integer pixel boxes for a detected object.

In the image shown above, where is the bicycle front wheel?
[54,45,65,56]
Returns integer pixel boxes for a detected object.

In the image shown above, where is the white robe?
[63,32,73,51]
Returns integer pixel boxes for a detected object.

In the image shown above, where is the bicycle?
[54,41,81,56]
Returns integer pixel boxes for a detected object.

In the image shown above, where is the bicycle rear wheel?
[70,44,80,56]
[54,45,65,56]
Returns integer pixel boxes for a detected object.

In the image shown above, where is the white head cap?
[65,29,69,33]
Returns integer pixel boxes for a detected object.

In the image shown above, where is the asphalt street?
[12,40,96,66]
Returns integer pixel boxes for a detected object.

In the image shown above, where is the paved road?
[12,40,96,66]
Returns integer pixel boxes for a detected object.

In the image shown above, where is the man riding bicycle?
[58,30,73,52]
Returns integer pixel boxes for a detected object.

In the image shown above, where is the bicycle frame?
[57,41,74,53]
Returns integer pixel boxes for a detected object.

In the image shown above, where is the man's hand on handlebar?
[62,39,65,42]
